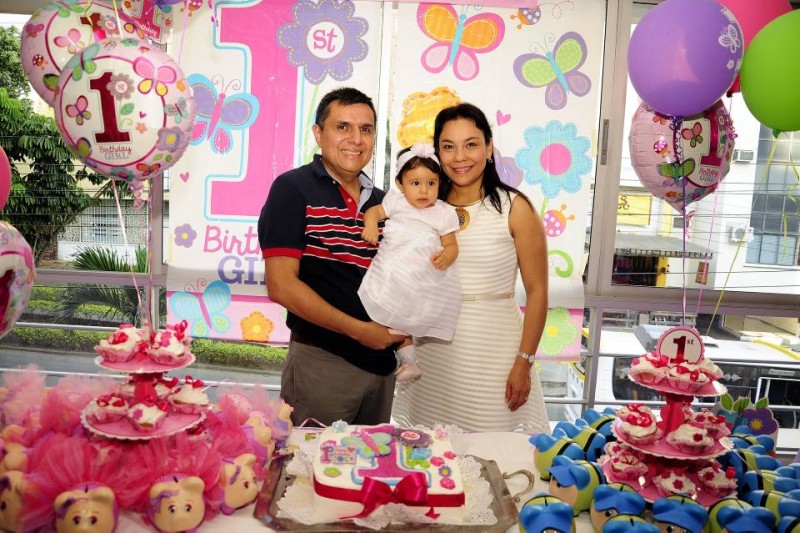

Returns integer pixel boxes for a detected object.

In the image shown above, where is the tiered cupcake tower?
[81,321,209,440]
[600,326,737,506]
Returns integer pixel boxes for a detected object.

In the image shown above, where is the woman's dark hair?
[433,103,528,213]
[395,147,441,182]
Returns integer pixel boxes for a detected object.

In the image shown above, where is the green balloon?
[740,9,800,133]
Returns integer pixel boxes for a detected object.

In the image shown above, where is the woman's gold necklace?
[448,198,482,230]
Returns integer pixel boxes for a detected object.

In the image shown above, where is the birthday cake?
[277,423,495,528]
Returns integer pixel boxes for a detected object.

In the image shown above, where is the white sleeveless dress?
[392,192,550,433]
[358,192,461,340]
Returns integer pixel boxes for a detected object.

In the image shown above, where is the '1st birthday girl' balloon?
[0,222,35,341]
[53,37,195,187]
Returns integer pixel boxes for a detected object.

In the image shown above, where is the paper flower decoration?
[515,121,591,198]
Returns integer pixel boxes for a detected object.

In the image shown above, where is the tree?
[0,27,33,113]
[0,87,108,261]
[56,246,157,326]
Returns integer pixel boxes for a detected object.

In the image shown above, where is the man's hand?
[353,321,405,350]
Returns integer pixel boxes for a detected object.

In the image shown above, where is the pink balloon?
[629,100,735,212]
[717,0,792,93]
[53,37,195,189]
[0,222,35,341]
[20,0,138,106]
[0,146,10,212]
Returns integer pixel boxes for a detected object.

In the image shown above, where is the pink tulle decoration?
[20,434,128,531]
[123,433,222,525]
[1,365,46,427]
[37,375,114,438]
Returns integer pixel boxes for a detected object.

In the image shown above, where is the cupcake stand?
[600,326,734,506]
[81,338,205,440]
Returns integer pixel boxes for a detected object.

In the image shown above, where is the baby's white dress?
[358,191,461,340]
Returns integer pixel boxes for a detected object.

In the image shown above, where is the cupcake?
[168,377,210,414]
[604,442,648,481]
[697,464,737,497]
[698,357,724,380]
[665,422,714,454]
[666,363,709,392]
[128,401,168,433]
[94,325,145,363]
[154,376,179,399]
[84,393,128,424]
[628,355,667,385]
[616,404,660,445]
[114,377,137,401]
[690,408,731,439]
[653,468,697,497]
[147,322,191,365]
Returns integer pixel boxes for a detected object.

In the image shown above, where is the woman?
[392,103,550,433]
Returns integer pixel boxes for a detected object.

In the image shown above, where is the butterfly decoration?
[54,28,86,55]
[63,43,99,81]
[494,147,522,188]
[69,137,93,160]
[168,279,232,337]
[53,0,86,17]
[718,24,741,54]
[25,23,44,38]
[164,97,189,124]
[136,162,161,177]
[513,31,591,110]
[417,3,505,81]
[341,432,392,459]
[132,57,176,96]
[188,73,259,155]
[658,158,696,183]
[681,122,703,148]
[652,113,669,126]
[65,95,91,125]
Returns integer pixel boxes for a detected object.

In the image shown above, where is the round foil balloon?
[0,222,35,341]
[53,37,195,184]
[628,100,735,212]
[20,0,133,106]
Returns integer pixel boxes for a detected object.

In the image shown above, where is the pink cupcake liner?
[630,370,665,385]
[130,415,166,433]
[146,348,189,366]
[666,376,705,393]
[168,398,208,415]
[94,345,139,363]
[86,410,127,425]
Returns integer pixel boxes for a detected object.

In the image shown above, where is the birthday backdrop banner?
[168,0,605,361]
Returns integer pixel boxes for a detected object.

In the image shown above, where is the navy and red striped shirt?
[257,155,395,375]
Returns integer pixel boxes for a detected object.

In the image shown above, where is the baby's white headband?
[396,143,439,171]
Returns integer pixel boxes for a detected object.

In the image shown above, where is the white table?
[115,430,594,532]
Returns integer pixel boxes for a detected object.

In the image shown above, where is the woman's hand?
[505,359,532,412]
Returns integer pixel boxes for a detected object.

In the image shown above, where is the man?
[257,87,403,426]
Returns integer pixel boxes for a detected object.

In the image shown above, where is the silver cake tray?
[254,453,522,532]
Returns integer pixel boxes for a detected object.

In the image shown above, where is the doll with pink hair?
[20,434,134,533]
[37,374,114,439]
[0,366,47,475]
[121,433,221,532]
[206,416,262,515]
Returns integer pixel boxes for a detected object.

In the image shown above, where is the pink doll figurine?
[208,416,261,515]
[20,434,132,533]
[126,433,221,533]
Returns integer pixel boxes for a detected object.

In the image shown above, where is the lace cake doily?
[277,426,497,530]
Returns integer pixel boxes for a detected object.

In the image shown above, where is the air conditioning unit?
[729,225,754,243]
[732,149,755,163]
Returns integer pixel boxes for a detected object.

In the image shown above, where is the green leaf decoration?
[165,154,173,163]
[120,103,134,116]
[721,393,734,410]
[43,74,59,92]
[756,397,769,409]
[153,153,163,161]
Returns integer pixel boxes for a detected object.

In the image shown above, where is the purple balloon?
[628,0,743,117]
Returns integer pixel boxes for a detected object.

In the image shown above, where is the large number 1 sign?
[209,1,298,219]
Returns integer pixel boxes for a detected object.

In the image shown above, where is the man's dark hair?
[315,87,376,127]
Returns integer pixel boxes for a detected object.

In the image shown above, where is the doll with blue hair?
[601,515,659,533]
[546,455,606,516]
[747,490,800,528]
[518,493,575,533]
[590,482,646,532]
[530,432,585,481]
[574,407,617,440]
[705,497,752,533]
[716,505,776,532]
[740,470,800,498]
[552,421,607,462]
[652,495,709,533]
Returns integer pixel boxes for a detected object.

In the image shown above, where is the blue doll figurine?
[590,482,646,532]
[552,422,607,462]
[575,407,617,439]
[652,495,709,533]
[741,470,799,498]
[780,516,800,533]
[748,490,800,527]
[705,498,752,533]
[530,433,585,481]
[716,505,776,532]
[518,493,575,533]
[547,455,606,516]
[602,515,659,533]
